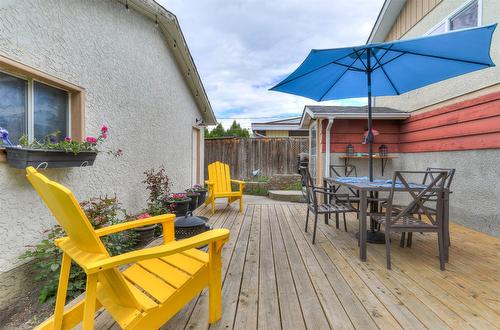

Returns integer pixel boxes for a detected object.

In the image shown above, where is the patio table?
[324,176,450,261]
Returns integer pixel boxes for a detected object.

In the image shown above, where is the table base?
[355,230,386,244]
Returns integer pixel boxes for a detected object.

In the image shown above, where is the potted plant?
[0,125,120,169]
[165,193,191,216]
[130,213,157,246]
[185,189,200,211]
[191,184,208,207]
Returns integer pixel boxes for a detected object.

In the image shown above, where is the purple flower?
[0,127,12,146]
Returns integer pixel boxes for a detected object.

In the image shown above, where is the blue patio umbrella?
[270,24,496,181]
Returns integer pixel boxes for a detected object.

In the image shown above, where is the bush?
[143,167,172,215]
[20,196,138,304]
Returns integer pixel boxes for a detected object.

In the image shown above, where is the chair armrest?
[94,214,175,237]
[85,229,230,274]
[205,180,215,186]
[230,179,245,185]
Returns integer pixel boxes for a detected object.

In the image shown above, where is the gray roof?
[300,105,409,128]
[305,105,405,114]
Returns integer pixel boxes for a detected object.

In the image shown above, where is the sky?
[161,0,385,129]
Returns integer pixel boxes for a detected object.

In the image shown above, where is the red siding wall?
[321,119,401,153]
[318,91,500,154]
[399,91,500,152]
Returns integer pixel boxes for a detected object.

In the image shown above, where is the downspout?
[324,118,334,178]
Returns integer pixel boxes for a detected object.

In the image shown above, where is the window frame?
[0,69,72,143]
[0,54,85,161]
[425,0,482,36]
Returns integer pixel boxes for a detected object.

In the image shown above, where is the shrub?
[20,196,138,303]
[143,167,172,215]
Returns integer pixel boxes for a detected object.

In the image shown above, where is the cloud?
[159,0,384,129]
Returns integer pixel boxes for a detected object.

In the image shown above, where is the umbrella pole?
[367,49,373,182]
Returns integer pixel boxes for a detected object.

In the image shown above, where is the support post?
[367,48,374,182]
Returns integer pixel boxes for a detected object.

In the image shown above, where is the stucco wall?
[329,149,500,236]
[374,0,500,111]
[0,0,202,272]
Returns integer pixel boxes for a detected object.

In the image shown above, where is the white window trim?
[425,0,482,35]
[0,69,71,142]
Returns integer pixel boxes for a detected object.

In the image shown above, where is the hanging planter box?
[4,146,97,169]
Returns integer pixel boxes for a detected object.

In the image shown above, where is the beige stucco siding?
[0,0,203,272]
[375,0,500,112]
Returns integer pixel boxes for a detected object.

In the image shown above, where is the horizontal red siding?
[399,91,500,152]
[321,119,401,153]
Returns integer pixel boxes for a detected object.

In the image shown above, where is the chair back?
[385,170,447,228]
[300,167,317,207]
[424,167,455,190]
[26,167,141,311]
[330,164,359,197]
[208,161,233,193]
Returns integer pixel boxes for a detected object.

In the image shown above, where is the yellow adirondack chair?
[26,167,229,330]
[205,161,245,213]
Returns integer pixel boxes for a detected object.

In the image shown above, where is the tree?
[205,121,249,138]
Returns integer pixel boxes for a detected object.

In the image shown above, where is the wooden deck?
[95,199,500,329]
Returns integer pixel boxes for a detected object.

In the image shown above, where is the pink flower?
[101,125,108,133]
[101,133,107,139]
[64,137,72,142]
[85,136,97,144]
[137,213,151,219]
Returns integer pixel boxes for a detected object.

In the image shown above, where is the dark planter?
[186,192,200,211]
[165,198,191,217]
[194,189,207,207]
[133,224,157,246]
[4,146,97,169]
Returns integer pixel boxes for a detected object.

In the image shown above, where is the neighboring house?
[0,0,215,307]
[304,0,499,237]
[251,117,308,137]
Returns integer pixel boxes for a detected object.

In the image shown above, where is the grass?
[283,181,302,191]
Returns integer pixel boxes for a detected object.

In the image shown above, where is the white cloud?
[160,0,384,129]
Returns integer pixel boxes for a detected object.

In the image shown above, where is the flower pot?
[186,192,199,211]
[165,198,191,217]
[133,224,157,246]
[194,189,207,207]
[4,146,96,169]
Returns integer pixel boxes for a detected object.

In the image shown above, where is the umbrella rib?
[372,50,401,95]
[318,54,362,101]
[271,50,361,89]
[373,46,493,67]
[371,52,405,71]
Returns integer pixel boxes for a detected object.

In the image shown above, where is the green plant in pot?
[165,193,191,216]
[142,166,173,238]
[185,189,200,211]
[191,184,208,207]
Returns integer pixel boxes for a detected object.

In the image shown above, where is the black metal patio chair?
[370,170,448,270]
[301,167,356,244]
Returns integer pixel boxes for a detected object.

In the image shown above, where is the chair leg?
[82,274,98,330]
[407,232,413,248]
[343,213,347,232]
[312,213,318,244]
[53,253,71,329]
[239,197,243,213]
[305,208,310,232]
[335,213,339,229]
[438,231,446,271]
[211,201,215,214]
[400,232,406,248]
[385,231,392,270]
[208,241,223,323]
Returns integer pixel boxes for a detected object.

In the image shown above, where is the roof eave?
[367,0,407,44]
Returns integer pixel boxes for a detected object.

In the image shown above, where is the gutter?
[324,119,334,177]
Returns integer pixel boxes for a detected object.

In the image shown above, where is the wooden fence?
[204,137,308,180]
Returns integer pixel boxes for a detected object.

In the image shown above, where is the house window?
[427,0,480,36]
[0,70,70,144]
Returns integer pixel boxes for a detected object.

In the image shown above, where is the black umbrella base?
[355,230,386,244]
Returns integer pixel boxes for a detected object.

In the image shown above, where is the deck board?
[91,200,500,330]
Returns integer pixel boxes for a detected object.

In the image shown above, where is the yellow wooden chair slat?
[26,167,229,330]
[204,161,245,213]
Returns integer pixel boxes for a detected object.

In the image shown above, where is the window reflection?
[450,2,478,31]
[0,72,27,144]
[34,81,68,141]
